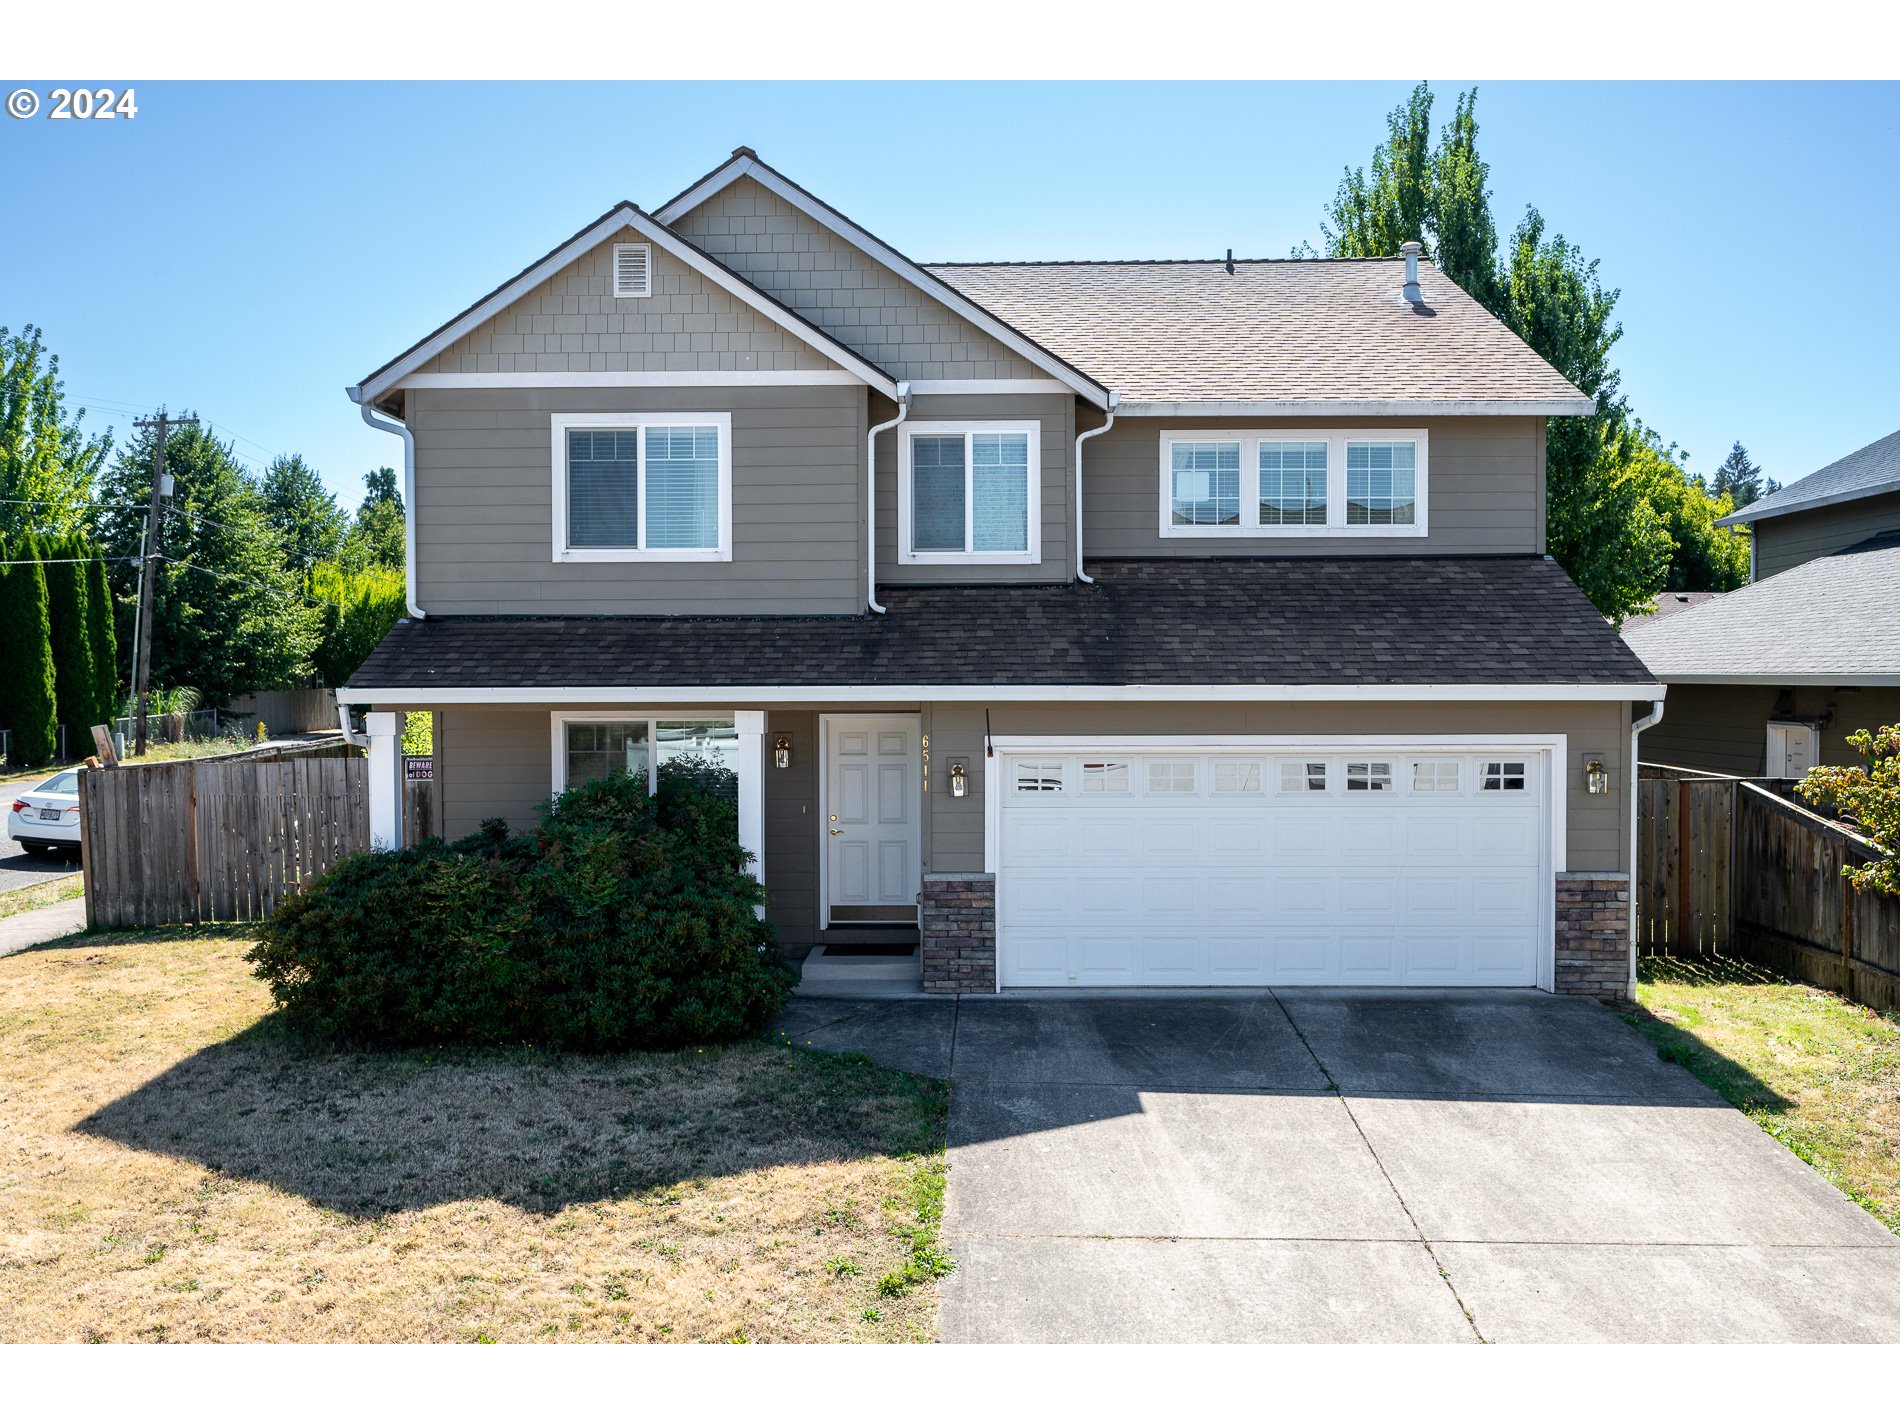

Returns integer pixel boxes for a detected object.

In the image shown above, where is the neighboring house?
[1627,429,1900,777]
[338,147,1660,998]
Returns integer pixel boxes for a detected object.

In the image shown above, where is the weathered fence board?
[1637,763,1900,1012]
[79,750,369,927]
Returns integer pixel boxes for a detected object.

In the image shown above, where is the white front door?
[1765,721,1819,778]
[824,715,921,923]
[996,743,1553,989]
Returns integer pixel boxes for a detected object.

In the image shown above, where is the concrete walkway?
[0,898,88,957]
[770,990,1900,1343]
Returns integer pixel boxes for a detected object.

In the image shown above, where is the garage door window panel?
[1280,760,1329,793]
[1346,761,1394,792]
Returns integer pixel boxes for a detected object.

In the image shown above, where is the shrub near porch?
[0,930,949,1343]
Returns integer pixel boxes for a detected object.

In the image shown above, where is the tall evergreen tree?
[1708,441,1779,509]
[42,533,95,744]
[0,532,61,764]
[336,465,405,573]
[257,453,348,571]
[93,416,320,704]
[84,550,120,724]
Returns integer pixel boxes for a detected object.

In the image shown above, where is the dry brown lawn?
[0,929,949,1343]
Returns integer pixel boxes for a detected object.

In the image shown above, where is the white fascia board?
[398,370,861,389]
[1715,477,1900,527]
[1639,671,1900,686]
[357,205,897,404]
[906,379,1074,395]
[1117,398,1598,419]
[340,682,1666,706]
[654,156,1111,409]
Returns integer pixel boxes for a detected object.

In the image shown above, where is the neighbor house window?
[550,412,731,562]
[899,421,1040,563]
[1159,430,1426,538]
[554,715,738,794]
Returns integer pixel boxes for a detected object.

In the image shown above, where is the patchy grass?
[0,873,82,922]
[0,930,950,1342]
[1628,953,1900,1233]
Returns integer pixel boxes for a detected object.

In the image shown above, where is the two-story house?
[340,148,1661,998]
[1626,427,1900,777]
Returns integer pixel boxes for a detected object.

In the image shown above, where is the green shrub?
[248,759,788,1049]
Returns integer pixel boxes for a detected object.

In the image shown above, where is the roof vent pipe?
[1401,241,1422,303]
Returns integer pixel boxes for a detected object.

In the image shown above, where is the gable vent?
[613,242,652,299]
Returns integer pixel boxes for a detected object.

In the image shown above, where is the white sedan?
[8,769,81,856]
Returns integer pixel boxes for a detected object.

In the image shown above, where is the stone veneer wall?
[920,873,996,995]
[1555,872,1632,997]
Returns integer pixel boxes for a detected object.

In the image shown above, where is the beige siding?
[923,699,1634,874]
[1639,682,1900,777]
[1084,415,1545,558]
[435,707,550,838]
[763,710,820,945]
[669,176,1040,382]
[418,237,841,376]
[874,392,1074,584]
[1753,491,1900,579]
[408,384,866,615]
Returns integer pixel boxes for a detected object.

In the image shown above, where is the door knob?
[828,827,842,836]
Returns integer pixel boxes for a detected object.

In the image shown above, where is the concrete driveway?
[772,990,1900,1343]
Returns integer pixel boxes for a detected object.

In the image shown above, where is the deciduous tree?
[0,325,112,542]
[1798,726,1900,896]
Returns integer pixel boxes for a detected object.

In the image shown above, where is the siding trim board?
[347,683,1663,705]
[402,371,867,389]
[357,203,900,403]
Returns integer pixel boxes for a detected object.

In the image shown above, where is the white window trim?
[897,419,1042,565]
[612,242,652,299]
[548,710,734,796]
[1157,428,1430,539]
[549,411,732,564]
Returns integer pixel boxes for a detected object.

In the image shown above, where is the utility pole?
[130,414,196,756]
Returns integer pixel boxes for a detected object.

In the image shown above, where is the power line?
[159,555,341,609]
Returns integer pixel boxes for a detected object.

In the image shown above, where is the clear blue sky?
[3,80,1896,510]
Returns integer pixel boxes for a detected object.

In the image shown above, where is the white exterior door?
[1765,721,1819,778]
[995,744,1553,989]
[824,715,921,922]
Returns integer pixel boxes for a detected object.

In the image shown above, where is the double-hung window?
[1159,430,1427,538]
[551,412,732,562]
[898,420,1041,564]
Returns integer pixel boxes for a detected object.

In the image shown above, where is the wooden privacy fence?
[1637,763,1900,1011]
[80,746,368,927]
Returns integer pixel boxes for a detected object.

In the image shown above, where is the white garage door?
[996,745,1551,989]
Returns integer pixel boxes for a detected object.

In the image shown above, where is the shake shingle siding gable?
[346,557,1653,692]
[926,259,1589,408]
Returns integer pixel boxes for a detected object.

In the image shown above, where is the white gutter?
[1074,392,1120,584]
[1627,696,1667,997]
[865,382,911,615]
[347,388,425,620]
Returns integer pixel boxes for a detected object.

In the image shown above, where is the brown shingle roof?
[345,557,1653,693]
[925,258,1591,410]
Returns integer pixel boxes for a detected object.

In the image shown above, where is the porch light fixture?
[948,761,968,798]
[773,734,791,771]
[1584,757,1609,796]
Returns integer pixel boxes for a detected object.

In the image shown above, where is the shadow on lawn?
[1623,953,1796,1117]
[76,1015,946,1219]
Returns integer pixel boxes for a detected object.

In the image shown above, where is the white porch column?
[735,710,766,888]
[365,711,401,850]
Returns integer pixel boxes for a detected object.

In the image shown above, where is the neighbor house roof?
[342,557,1656,699]
[925,259,1596,416]
[1620,533,1900,684]
[1620,590,1725,630]
[1719,426,1900,527]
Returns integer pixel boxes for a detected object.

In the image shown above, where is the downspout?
[348,386,426,621]
[1627,696,1667,997]
[866,381,911,615]
[1073,391,1120,584]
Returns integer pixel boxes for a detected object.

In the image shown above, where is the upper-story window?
[898,420,1041,564]
[1160,430,1428,539]
[550,412,732,562]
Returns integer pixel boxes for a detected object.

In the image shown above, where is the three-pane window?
[1160,430,1426,537]
[901,422,1040,563]
[552,413,731,561]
